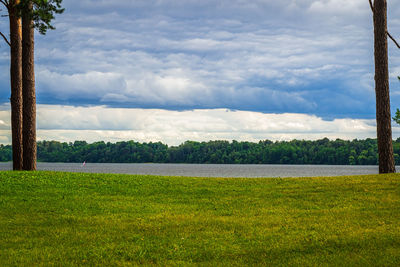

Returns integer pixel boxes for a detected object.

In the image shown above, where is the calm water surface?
[0,162,381,178]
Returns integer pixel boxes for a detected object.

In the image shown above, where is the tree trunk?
[22,0,36,171]
[9,0,23,170]
[373,0,396,173]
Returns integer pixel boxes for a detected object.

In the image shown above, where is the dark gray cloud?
[1,0,400,118]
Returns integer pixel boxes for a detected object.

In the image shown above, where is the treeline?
[1,138,400,165]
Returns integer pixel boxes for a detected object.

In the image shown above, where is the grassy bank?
[0,171,399,266]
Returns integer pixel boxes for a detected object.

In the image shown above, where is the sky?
[1,0,400,145]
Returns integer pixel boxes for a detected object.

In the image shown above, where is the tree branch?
[0,0,8,8]
[0,31,10,46]
[387,31,400,49]
[369,0,400,49]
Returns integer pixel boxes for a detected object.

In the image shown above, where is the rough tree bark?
[373,0,396,173]
[9,0,23,170]
[22,0,36,170]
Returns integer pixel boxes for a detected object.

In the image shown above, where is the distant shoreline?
[0,138,393,165]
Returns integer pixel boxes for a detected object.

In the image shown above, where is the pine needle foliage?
[17,0,64,34]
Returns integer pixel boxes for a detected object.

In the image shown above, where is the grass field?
[0,171,399,266]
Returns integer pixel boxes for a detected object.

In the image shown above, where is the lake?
[0,162,383,178]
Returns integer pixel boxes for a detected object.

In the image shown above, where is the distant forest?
[1,138,400,165]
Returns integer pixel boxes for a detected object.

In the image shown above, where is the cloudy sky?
[1,0,400,145]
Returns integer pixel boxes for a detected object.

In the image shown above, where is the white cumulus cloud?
[0,104,394,145]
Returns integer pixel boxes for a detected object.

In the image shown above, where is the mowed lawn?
[0,171,399,266]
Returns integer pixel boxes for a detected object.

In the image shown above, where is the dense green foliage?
[0,171,399,265]
[17,0,64,34]
[0,138,397,164]
[2,138,400,164]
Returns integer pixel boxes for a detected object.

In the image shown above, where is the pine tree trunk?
[9,0,23,170]
[373,0,396,173]
[22,0,36,171]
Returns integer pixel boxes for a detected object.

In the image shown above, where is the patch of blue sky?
[2,0,400,120]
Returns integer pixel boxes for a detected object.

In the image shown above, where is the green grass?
[0,171,400,266]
